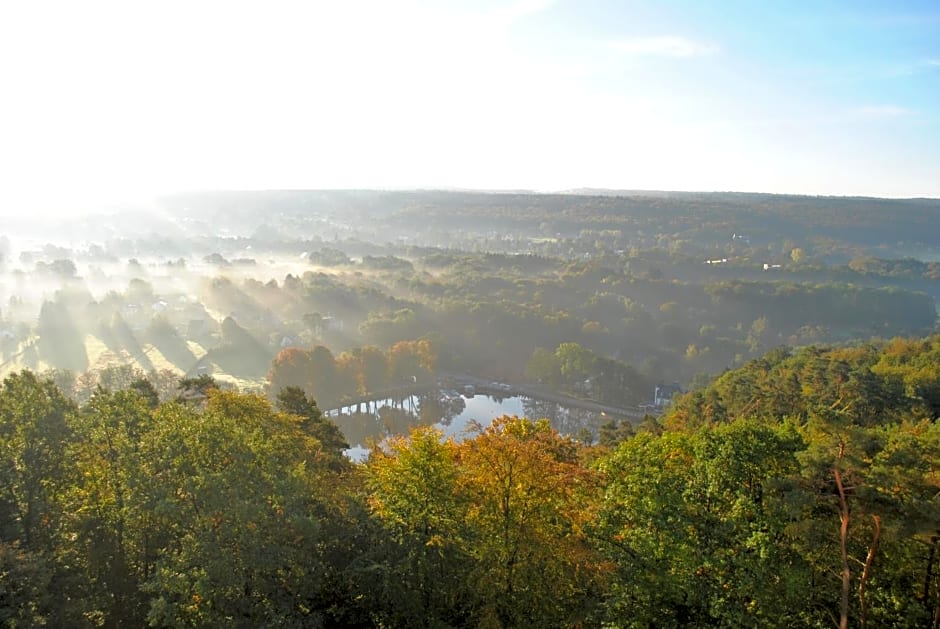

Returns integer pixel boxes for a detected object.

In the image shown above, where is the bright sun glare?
[1,0,938,217]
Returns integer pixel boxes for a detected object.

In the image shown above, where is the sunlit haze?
[1,0,939,217]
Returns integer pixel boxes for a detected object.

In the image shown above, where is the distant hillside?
[153,189,940,257]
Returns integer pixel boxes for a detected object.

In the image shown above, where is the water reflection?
[335,389,607,459]
[521,398,606,441]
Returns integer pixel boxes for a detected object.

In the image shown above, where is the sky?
[0,0,938,215]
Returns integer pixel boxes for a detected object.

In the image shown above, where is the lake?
[337,390,613,460]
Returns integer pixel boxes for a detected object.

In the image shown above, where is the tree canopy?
[2,332,940,626]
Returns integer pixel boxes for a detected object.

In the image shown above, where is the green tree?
[0,371,74,550]
[64,387,157,625]
[176,373,219,403]
[366,427,469,626]
[524,347,559,387]
[140,391,344,626]
[595,420,808,627]
[129,376,160,409]
[457,416,602,626]
[0,541,58,626]
[554,342,596,387]
[275,386,349,463]
[796,412,939,627]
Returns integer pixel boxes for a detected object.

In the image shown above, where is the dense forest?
[2,333,940,626]
[3,189,940,401]
[2,190,940,626]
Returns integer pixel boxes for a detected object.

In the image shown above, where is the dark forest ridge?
[159,187,940,202]
[146,188,940,257]
[558,187,940,201]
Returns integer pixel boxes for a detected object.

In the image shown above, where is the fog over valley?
[4,190,940,398]
[3,0,940,626]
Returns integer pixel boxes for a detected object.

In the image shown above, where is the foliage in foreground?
[2,336,940,627]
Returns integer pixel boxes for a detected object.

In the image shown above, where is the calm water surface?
[339,391,606,460]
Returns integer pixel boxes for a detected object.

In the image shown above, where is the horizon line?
[152,187,940,202]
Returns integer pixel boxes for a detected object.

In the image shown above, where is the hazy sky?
[1,0,938,214]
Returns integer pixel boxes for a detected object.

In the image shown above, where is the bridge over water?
[323,376,656,422]
[324,383,439,417]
